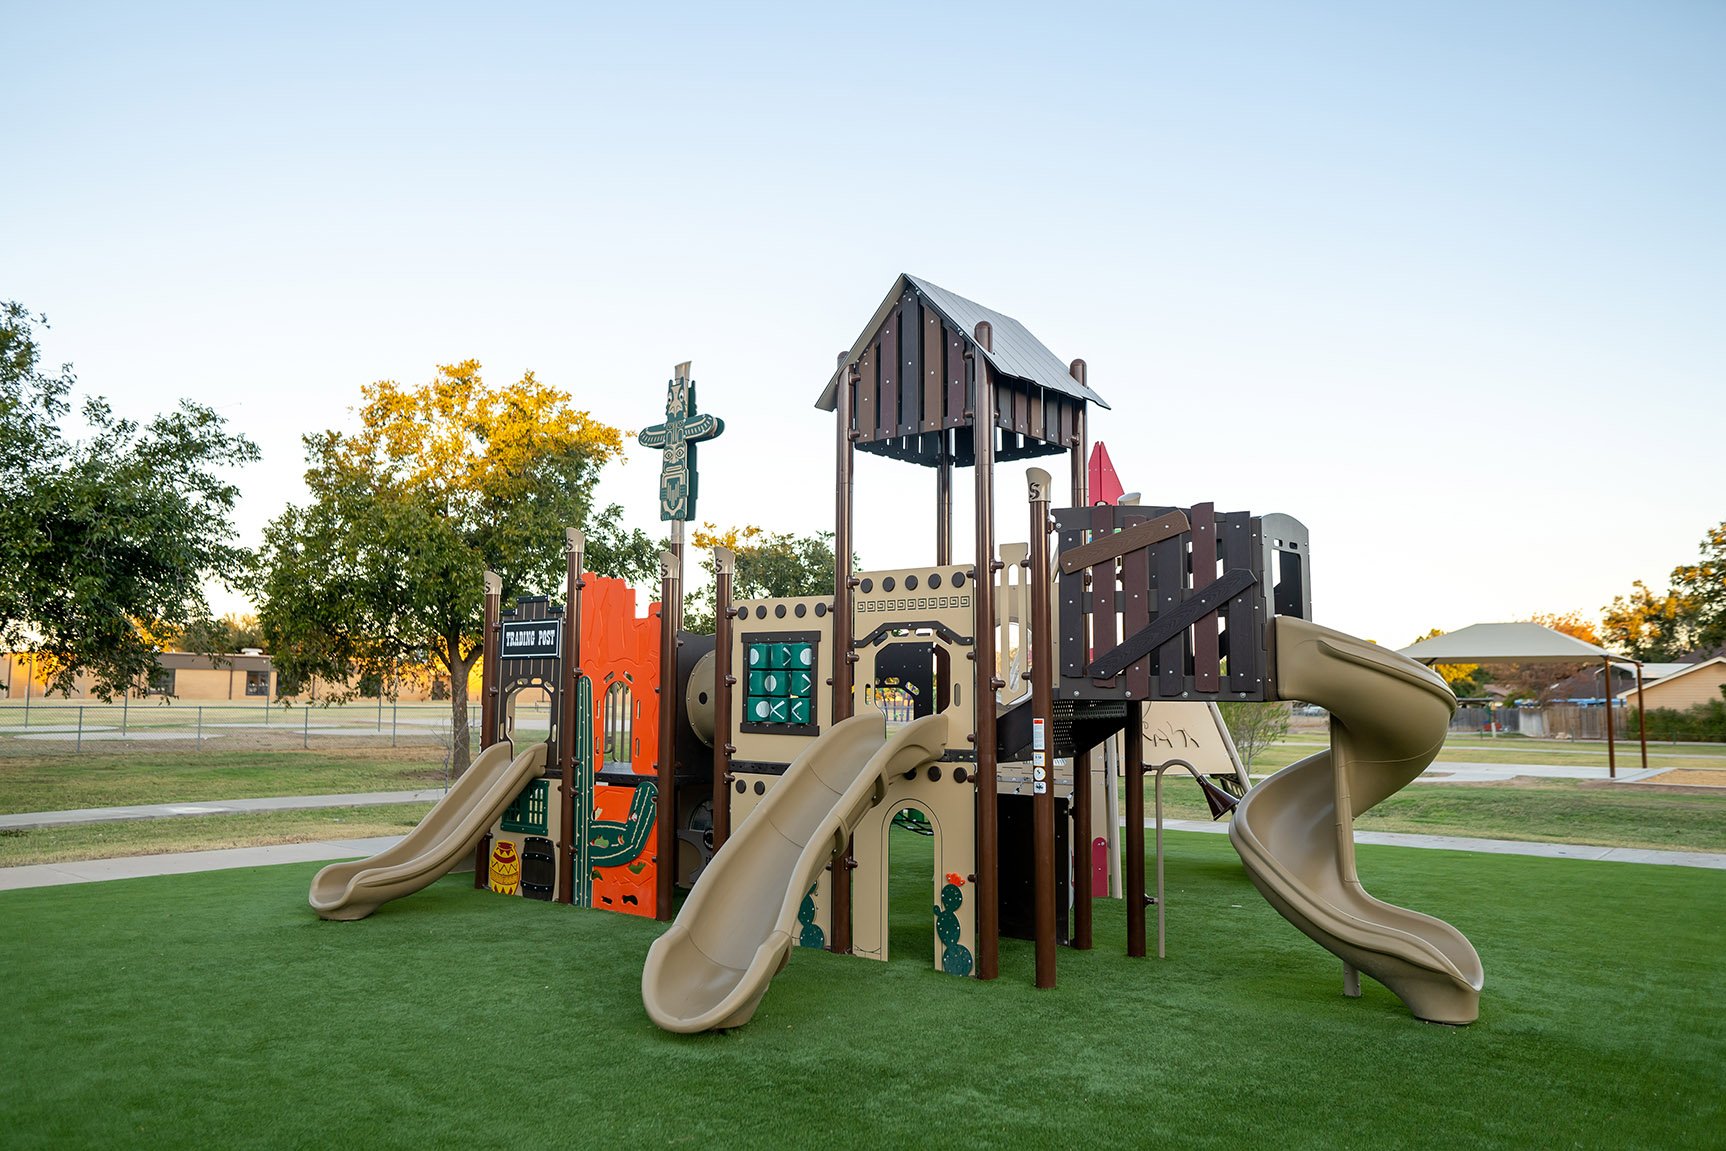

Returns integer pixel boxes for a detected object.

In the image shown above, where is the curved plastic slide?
[642,711,948,1033]
[308,740,547,921]
[1229,616,1484,1023]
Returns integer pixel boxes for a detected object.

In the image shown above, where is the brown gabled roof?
[816,274,1109,412]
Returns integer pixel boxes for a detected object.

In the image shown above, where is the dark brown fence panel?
[1053,503,1308,703]
[878,307,899,438]
[900,295,921,438]
[944,323,966,428]
[921,308,943,432]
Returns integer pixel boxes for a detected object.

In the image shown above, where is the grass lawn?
[1148,776,1726,853]
[1257,732,1726,772]
[0,749,448,815]
[0,803,435,867]
[3,831,1722,1149]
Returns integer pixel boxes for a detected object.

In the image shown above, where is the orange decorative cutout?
[589,782,657,918]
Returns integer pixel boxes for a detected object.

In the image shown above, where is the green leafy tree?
[0,302,258,697]
[680,524,844,633]
[1670,522,1726,654]
[1601,580,1695,662]
[1216,701,1292,770]
[253,361,654,773]
[170,613,267,655]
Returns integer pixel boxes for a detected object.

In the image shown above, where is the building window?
[149,668,175,696]
[245,670,270,697]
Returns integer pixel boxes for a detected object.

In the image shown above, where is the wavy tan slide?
[308,740,547,921]
[642,711,948,1033]
[1229,616,1485,1024]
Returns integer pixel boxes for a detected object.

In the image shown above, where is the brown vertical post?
[1027,468,1057,988]
[936,438,954,565]
[1068,367,1092,951]
[655,547,681,920]
[712,546,735,851]
[971,340,1001,981]
[831,353,858,954]
[558,531,582,902]
[1635,661,1648,771]
[481,570,502,750]
[558,529,584,905]
[1604,656,1616,779]
[476,570,502,887]
[1125,701,1147,958]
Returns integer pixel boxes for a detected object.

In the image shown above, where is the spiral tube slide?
[1229,617,1484,1023]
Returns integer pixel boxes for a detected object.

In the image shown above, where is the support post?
[831,353,858,954]
[1604,656,1616,779]
[936,438,954,565]
[1067,376,1093,950]
[1125,701,1147,958]
[560,528,584,906]
[1027,468,1057,988]
[473,570,504,888]
[481,571,502,750]
[1635,661,1648,771]
[712,546,735,851]
[656,544,682,921]
[971,349,1000,981]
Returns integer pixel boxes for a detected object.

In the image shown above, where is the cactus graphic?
[935,872,973,976]
[797,883,825,949]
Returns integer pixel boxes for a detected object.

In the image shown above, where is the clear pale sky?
[6,2,1722,647]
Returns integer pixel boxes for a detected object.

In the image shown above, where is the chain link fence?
[0,697,527,759]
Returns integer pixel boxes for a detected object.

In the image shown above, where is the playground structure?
[311,275,1484,1029]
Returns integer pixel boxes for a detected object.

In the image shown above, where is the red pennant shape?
[1087,441,1125,507]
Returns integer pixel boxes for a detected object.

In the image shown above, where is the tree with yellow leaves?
[254,361,655,773]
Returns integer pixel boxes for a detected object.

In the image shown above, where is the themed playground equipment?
[312,275,1484,1028]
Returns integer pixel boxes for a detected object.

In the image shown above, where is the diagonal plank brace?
[1058,511,1190,575]
[1088,568,1259,682]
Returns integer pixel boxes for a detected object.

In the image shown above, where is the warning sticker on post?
[1032,718,1046,751]
[1033,781,1048,794]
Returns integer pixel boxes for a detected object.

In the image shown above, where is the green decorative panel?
[740,630,820,735]
[501,778,549,835]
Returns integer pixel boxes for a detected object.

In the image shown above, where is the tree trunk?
[436,627,476,776]
[449,662,471,776]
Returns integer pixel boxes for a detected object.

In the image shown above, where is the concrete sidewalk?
[1153,818,1726,870]
[0,836,401,891]
[4,820,1724,894]
[1412,761,1670,784]
[0,789,445,830]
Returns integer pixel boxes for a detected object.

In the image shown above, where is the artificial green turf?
[3,832,1722,1149]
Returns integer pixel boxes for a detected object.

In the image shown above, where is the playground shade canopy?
[1397,621,1648,774]
[1396,622,1633,665]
